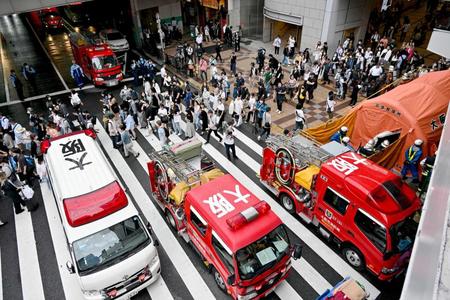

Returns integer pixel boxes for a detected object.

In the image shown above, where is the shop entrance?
[270,20,302,50]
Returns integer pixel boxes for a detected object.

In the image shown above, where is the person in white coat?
[273,36,281,55]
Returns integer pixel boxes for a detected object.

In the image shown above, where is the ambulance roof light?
[40,129,96,154]
[226,202,271,230]
[63,181,128,227]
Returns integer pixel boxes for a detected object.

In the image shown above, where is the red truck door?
[187,206,212,260]
[316,186,351,238]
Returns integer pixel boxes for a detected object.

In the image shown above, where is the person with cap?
[330,126,348,144]
[417,149,437,197]
[401,139,423,183]
[359,139,375,157]
[342,136,355,151]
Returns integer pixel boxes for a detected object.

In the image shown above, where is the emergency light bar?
[63,181,128,227]
[226,202,271,231]
[40,129,96,154]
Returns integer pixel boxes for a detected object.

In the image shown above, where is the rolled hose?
[274,147,296,185]
[154,161,170,202]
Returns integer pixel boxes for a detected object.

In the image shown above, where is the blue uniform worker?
[70,61,85,88]
[401,139,423,183]
[330,126,348,144]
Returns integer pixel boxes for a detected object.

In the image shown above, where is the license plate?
[106,79,118,86]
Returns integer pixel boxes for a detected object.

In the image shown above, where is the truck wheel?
[165,210,177,230]
[213,268,227,293]
[342,246,365,271]
[280,194,296,214]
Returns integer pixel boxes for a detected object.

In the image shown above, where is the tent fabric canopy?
[305,70,450,170]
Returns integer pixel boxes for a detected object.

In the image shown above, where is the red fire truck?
[147,139,302,299]
[69,31,123,87]
[260,134,421,281]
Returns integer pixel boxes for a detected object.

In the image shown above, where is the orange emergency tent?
[305,70,450,170]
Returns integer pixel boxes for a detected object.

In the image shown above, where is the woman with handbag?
[0,172,36,214]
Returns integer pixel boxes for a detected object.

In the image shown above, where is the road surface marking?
[14,209,45,300]
[147,276,174,300]
[96,124,215,300]
[39,180,86,300]
[25,18,69,91]
[0,33,10,102]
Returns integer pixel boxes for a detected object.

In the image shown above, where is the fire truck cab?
[42,130,160,299]
[148,138,302,299]
[260,135,421,281]
[69,32,123,87]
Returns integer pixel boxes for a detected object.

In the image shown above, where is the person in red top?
[198,57,208,82]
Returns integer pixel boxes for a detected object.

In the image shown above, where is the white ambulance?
[41,129,160,300]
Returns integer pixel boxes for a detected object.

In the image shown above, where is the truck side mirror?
[292,244,303,260]
[66,261,75,274]
[227,274,236,286]
[154,239,160,247]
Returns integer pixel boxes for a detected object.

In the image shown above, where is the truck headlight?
[95,77,104,81]
[116,73,122,79]
[82,289,106,298]
[381,266,399,274]
[238,292,257,300]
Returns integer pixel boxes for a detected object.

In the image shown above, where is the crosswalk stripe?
[135,127,303,300]
[232,128,263,156]
[39,180,88,300]
[14,208,45,300]
[176,119,380,299]
[95,124,215,300]
[146,277,174,300]
[276,281,304,300]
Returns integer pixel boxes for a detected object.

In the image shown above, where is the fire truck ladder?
[266,134,332,170]
[150,149,203,184]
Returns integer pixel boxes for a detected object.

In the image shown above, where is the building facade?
[263,0,374,53]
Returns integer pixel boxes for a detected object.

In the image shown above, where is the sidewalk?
[163,39,356,131]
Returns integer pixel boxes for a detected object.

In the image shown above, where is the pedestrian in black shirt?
[215,42,223,63]
[230,52,237,75]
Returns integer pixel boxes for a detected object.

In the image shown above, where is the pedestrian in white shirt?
[369,62,384,81]
[156,120,168,146]
[246,94,256,123]
[326,91,336,120]
[160,65,167,78]
[273,36,281,55]
[172,105,183,136]
[234,96,244,127]
[0,114,10,131]
[224,125,238,160]
[294,104,306,131]
[204,25,211,42]
[70,90,82,111]
[205,110,222,143]
[196,33,203,50]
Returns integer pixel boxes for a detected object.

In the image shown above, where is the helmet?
[381,140,390,148]
[341,126,348,133]
[365,139,375,149]
[414,139,423,146]
[342,136,350,143]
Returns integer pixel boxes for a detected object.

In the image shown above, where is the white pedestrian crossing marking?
[146,276,174,300]
[39,180,87,300]
[14,208,45,300]
[95,124,215,300]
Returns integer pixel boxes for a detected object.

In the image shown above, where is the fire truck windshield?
[390,214,418,253]
[92,55,118,70]
[236,225,289,280]
[72,216,150,275]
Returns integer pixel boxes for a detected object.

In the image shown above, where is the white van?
[41,129,160,299]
